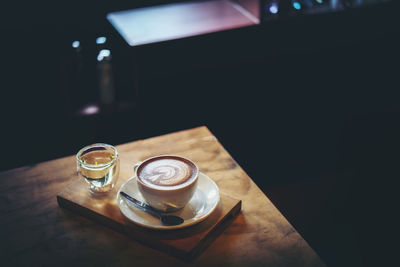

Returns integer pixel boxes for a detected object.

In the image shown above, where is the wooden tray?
[57,177,241,260]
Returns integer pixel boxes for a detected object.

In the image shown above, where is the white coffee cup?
[134,155,199,212]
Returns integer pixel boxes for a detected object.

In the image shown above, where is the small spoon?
[120,191,184,226]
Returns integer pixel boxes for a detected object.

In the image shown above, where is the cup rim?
[135,155,199,191]
[76,143,119,169]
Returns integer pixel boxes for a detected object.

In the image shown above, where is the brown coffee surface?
[138,156,196,187]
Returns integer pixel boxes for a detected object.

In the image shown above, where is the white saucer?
[117,172,220,230]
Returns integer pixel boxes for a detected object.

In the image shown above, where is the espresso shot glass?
[76,143,120,194]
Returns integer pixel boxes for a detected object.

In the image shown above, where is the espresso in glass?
[77,143,119,193]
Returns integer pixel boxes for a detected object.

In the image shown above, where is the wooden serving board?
[57,177,241,260]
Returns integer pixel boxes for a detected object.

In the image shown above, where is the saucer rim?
[117,172,220,230]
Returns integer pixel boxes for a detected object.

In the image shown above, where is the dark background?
[1,1,399,266]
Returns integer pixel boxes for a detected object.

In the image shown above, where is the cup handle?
[134,161,142,174]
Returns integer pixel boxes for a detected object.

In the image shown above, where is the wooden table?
[0,126,326,266]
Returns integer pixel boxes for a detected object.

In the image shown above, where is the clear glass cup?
[76,143,120,193]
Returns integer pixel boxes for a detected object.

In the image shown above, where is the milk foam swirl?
[138,158,195,186]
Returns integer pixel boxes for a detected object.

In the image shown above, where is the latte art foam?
[138,157,196,187]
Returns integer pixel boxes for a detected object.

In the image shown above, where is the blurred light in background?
[293,1,302,10]
[72,40,80,48]
[80,104,100,116]
[97,49,111,62]
[269,2,279,14]
[96,36,107,45]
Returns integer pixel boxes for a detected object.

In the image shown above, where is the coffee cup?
[134,155,199,212]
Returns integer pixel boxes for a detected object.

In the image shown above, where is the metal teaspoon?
[120,191,184,226]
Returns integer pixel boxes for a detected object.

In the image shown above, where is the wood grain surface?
[0,126,327,266]
[57,177,242,260]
